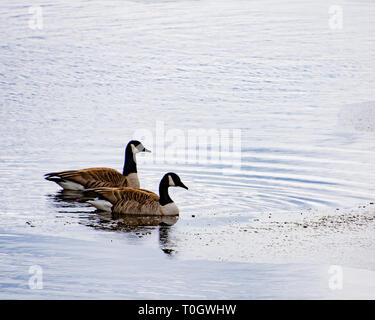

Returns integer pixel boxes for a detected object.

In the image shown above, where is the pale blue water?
[1,0,375,299]
[0,230,329,299]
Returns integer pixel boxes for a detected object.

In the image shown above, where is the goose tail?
[44,172,85,191]
[86,198,113,212]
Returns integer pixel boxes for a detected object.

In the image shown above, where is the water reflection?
[159,225,177,257]
[47,191,179,256]
[50,190,96,205]
[49,191,178,225]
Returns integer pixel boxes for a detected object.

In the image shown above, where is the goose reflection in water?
[50,190,179,225]
[47,190,179,256]
[92,210,179,228]
[94,210,178,256]
[50,189,98,205]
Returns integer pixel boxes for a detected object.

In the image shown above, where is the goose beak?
[143,148,151,153]
[178,182,188,190]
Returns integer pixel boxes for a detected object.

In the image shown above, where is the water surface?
[1,0,375,299]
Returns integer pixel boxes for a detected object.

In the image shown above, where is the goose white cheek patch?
[168,175,175,186]
[131,144,139,154]
[131,144,140,163]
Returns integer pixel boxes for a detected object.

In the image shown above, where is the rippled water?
[1,0,375,298]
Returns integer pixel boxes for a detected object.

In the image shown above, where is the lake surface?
[1,0,375,299]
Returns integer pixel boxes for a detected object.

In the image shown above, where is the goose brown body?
[45,167,129,189]
[93,187,163,215]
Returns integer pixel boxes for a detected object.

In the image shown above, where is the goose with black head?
[87,173,188,216]
[44,140,150,190]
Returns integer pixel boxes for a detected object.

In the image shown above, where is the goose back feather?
[45,167,128,189]
[93,187,162,215]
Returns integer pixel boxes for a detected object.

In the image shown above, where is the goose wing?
[45,167,127,188]
[92,187,160,215]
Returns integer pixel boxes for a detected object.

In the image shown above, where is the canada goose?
[45,140,150,190]
[87,172,188,216]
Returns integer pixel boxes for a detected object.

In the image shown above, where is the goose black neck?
[159,177,173,206]
[122,144,137,176]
